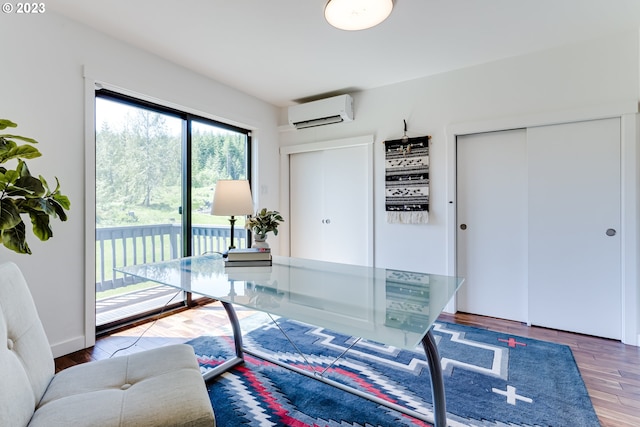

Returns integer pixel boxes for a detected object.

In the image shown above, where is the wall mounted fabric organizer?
[384,136,430,224]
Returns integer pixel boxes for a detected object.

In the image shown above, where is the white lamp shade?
[211,180,254,216]
[324,0,393,31]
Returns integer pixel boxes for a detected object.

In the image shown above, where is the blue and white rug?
[188,319,600,427]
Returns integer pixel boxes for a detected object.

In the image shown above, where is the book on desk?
[226,248,271,261]
[224,259,272,267]
[225,248,272,267]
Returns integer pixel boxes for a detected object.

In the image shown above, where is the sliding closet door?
[528,118,621,339]
[456,130,528,322]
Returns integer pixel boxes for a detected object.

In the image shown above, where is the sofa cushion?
[30,344,215,426]
[0,262,55,427]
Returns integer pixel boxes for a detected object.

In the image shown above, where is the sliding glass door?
[190,120,250,256]
[95,91,250,331]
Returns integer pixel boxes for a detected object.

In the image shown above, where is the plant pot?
[252,234,269,249]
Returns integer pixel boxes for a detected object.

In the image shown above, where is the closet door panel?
[323,145,370,265]
[290,151,324,260]
[527,118,621,339]
[456,130,528,322]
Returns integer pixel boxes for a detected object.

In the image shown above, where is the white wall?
[1,12,280,357]
[279,30,640,344]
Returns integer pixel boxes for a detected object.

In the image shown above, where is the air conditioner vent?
[288,95,353,130]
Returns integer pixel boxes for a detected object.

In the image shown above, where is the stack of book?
[224,247,272,267]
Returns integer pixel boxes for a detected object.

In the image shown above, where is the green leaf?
[23,197,69,221]
[0,134,39,144]
[1,221,31,254]
[0,169,19,185]
[0,171,20,197]
[29,210,52,241]
[0,168,13,186]
[17,159,32,177]
[12,145,42,160]
[0,119,17,130]
[0,198,22,230]
[7,176,46,198]
[0,141,41,164]
[51,189,71,210]
[0,138,17,161]
[52,194,71,213]
[39,175,50,193]
[22,198,50,214]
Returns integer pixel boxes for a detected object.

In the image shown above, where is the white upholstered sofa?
[0,261,216,426]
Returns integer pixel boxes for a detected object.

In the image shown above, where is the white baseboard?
[443,300,456,314]
[51,335,86,359]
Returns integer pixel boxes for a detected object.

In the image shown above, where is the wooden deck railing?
[96,224,247,292]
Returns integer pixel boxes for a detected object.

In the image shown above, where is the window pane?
[95,97,183,327]
[191,120,250,254]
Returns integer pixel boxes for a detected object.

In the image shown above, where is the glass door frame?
[94,89,252,335]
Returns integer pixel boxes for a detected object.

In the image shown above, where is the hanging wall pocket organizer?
[384,133,430,224]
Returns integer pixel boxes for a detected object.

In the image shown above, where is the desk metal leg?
[222,301,243,358]
[202,301,245,381]
[422,329,447,427]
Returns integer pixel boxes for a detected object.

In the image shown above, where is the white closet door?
[456,129,528,322]
[528,118,621,339]
[322,145,370,265]
[289,144,371,266]
[290,150,324,261]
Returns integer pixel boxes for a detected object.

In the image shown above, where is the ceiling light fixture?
[324,0,393,31]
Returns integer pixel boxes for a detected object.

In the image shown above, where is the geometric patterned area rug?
[188,320,600,427]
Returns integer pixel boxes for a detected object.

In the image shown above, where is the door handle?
[606,228,616,236]
[460,224,467,230]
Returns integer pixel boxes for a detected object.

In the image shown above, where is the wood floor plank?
[54,305,640,426]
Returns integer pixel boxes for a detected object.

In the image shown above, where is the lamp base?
[228,216,237,250]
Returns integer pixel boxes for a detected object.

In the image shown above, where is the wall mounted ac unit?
[288,94,354,129]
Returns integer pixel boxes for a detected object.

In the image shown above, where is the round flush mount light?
[324,0,394,31]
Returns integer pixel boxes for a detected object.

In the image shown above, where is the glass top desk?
[117,254,463,427]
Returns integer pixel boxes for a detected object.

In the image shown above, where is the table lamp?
[211,179,254,250]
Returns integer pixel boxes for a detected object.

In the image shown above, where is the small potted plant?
[245,208,284,248]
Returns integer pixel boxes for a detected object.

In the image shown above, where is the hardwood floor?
[55,302,640,427]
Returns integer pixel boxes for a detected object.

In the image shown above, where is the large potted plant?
[245,208,284,248]
[0,119,70,254]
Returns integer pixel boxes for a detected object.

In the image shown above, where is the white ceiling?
[47,0,640,107]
